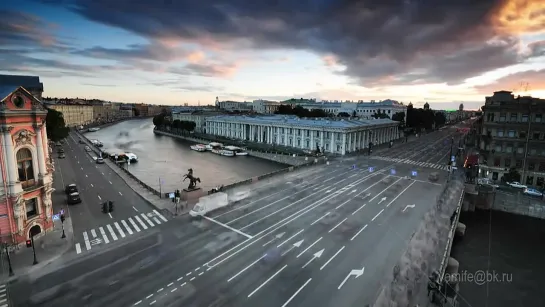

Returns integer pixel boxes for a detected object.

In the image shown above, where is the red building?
[0,86,54,245]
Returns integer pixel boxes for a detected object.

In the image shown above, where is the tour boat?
[224,145,248,156]
[206,143,234,157]
[190,144,207,152]
[205,142,223,151]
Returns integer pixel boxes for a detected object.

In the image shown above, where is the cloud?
[38,0,545,87]
[474,69,545,94]
[170,62,243,78]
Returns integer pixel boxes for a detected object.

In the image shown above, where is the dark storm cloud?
[37,0,542,85]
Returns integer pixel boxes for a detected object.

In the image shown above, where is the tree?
[337,112,350,117]
[172,119,181,132]
[45,108,69,142]
[274,104,327,118]
[372,111,390,119]
[153,114,166,127]
[434,112,446,127]
[133,108,140,117]
[392,112,405,122]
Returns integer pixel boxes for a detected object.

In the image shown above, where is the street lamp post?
[3,243,14,276]
[31,234,38,265]
[61,218,66,239]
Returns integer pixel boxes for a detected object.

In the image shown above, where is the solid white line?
[281,278,312,307]
[247,265,287,297]
[386,180,416,207]
[108,213,113,219]
[133,206,139,212]
[75,243,82,254]
[328,218,347,233]
[262,237,276,247]
[297,237,322,258]
[140,213,155,227]
[121,220,133,235]
[371,209,385,221]
[99,227,110,244]
[97,195,102,200]
[83,231,91,250]
[129,217,142,232]
[350,224,368,241]
[106,224,118,241]
[310,212,329,225]
[114,222,126,238]
[153,210,168,222]
[277,229,304,247]
[227,255,265,282]
[203,216,253,239]
[320,246,345,270]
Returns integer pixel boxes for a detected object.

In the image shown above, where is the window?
[17,148,34,188]
[497,130,504,137]
[516,159,523,168]
[508,130,516,137]
[510,113,518,122]
[494,158,501,167]
[499,113,506,122]
[25,198,37,219]
[539,162,545,172]
[504,159,511,168]
[533,132,540,140]
[536,114,543,123]
[528,161,536,171]
[522,114,529,122]
[495,145,502,153]
[520,131,527,139]
[531,148,537,155]
[517,147,524,154]
[526,176,534,185]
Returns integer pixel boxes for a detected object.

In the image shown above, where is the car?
[57,148,64,153]
[67,192,82,205]
[65,184,78,194]
[85,146,92,152]
[79,139,85,144]
[523,188,543,197]
[507,182,527,189]
[477,178,499,188]
[58,153,66,159]
[55,142,62,147]
[96,157,105,164]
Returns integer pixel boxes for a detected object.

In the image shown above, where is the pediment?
[1,86,46,111]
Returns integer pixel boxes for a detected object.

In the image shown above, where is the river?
[83,118,287,192]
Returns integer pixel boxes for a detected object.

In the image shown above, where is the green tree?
[172,119,181,133]
[45,108,69,142]
[392,112,405,122]
[153,114,166,127]
[133,108,140,117]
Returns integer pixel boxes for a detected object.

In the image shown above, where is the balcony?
[21,178,45,192]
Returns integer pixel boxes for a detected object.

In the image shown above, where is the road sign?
[52,214,60,221]
[369,167,375,172]
[451,155,456,162]
[411,171,418,177]
[390,169,396,175]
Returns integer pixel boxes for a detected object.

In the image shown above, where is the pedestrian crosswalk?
[74,210,169,254]
[0,284,8,307]
[370,156,450,171]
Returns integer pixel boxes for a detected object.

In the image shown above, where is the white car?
[508,182,527,189]
[523,188,543,197]
[477,178,499,188]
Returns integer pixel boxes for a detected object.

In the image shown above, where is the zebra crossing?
[0,284,8,307]
[371,156,449,171]
[74,210,168,254]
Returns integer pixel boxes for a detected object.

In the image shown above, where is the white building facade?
[293,100,407,119]
[205,115,400,155]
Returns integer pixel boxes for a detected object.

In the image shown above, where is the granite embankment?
[80,116,154,131]
[153,129,314,166]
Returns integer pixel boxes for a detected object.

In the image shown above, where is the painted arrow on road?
[402,204,416,212]
[262,232,286,247]
[281,240,304,256]
[378,197,387,204]
[338,267,365,290]
[301,249,324,269]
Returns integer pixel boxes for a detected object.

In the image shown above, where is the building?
[92,102,115,121]
[205,115,400,155]
[46,104,94,127]
[134,104,149,117]
[479,91,545,187]
[216,97,253,112]
[172,110,223,133]
[282,99,407,119]
[252,99,281,114]
[0,75,44,100]
[0,86,54,244]
[148,105,165,116]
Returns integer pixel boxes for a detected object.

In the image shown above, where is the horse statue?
[182,168,201,190]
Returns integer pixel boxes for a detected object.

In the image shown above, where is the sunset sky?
[1,0,544,109]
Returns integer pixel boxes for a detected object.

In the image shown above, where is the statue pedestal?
[182,187,203,203]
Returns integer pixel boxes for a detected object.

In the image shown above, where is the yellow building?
[92,104,115,120]
[48,104,94,127]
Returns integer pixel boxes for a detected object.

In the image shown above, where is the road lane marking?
[277,229,304,247]
[350,224,368,241]
[145,294,153,299]
[177,277,183,281]
[121,220,133,235]
[97,195,102,200]
[114,222,126,238]
[227,255,265,282]
[101,172,104,175]
[247,264,287,298]
[351,203,367,215]
[90,184,94,187]
[195,267,200,271]
[297,237,322,258]
[91,229,97,238]
[371,209,385,221]
[385,180,416,207]
[133,206,139,212]
[129,217,142,232]
[153,210,168,222]
[180,282,186,287]
[186,272,192,276]
[106,224,118,240]
[150,300,156,305]
[320,246,345,270]
[281,278,312,307]
[82,231,92,250]
[203,216,253,239]
[140,213,155,227]
[99,227,110,244]
[310,212,329,225]
[190,277,195,281]
[85,174,88,178]
[157,288,163,293]
[328,218,347,233]
[152,217,161,224]
[119,192,123,196]
[133,300,141,306]
[108,213,113,219]
[75,243,81,254]
[109,181,112,184]
[198,272,204,276]
[167,282,173,287]
[171,288,177,293]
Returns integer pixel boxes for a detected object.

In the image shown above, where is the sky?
[0,0,544,110]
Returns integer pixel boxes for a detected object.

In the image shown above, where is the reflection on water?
[85,119,287,192]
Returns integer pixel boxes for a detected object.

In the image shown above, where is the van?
[189,192,228,218]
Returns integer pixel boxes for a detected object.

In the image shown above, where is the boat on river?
[190,144,207,152]
[224,146,248,156]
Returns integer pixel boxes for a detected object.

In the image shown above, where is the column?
[283,128,288,145]
[320,131,324,151]
[347,133,351,153]
[2,126,17,185]
[34,125,47,176]
[330,132,335,153]
[310,130,315,150]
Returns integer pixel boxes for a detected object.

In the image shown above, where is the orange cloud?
[186,51,205,64]
[323,55,338,67]
[492,0,545,34]
[474,69,545,94]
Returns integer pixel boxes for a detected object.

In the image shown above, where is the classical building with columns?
[205,115,401,155]
[0,86,54,244]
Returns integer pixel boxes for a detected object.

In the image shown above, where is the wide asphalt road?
[9,126,468,307]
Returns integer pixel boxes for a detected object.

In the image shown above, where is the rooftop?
[206,115,398,129]
[0,74,43,91]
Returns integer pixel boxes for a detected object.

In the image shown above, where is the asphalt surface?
[9,126,468,307]
[52,132,160,255]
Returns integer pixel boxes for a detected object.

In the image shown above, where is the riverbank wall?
[80,116,154,131]
[153,128,314,166]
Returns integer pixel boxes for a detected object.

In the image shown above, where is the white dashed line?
[97,195,102,200]
[109,181,112,184]
[119,192,123,196]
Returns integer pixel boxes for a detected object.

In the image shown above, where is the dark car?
[67,192,82,205]
[57,148,64,154]
[58,153,66,159]
[79,139,85,144]
[65,184,78,194]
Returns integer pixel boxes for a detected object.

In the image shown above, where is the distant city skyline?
[1,0,544,110]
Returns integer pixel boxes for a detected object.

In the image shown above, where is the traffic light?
[108,201,114,212]
[26,240,32,248]
[60,214,65,223]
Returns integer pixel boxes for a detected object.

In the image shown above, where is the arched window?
[17,148,35,188]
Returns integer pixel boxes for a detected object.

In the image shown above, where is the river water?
[83,119,287,192]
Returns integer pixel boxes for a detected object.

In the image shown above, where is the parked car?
[57,148,64,154]
[65,183,78,195]
[58,153,66,159]
[96,157,105,164]
[67,192,82,205]
[507,182,527,189]
[523,188,543,197]
[85,146,92,152]
[477,178,499,188]
[79,139,85,144]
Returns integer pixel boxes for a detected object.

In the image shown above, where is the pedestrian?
[175,189,181,205]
